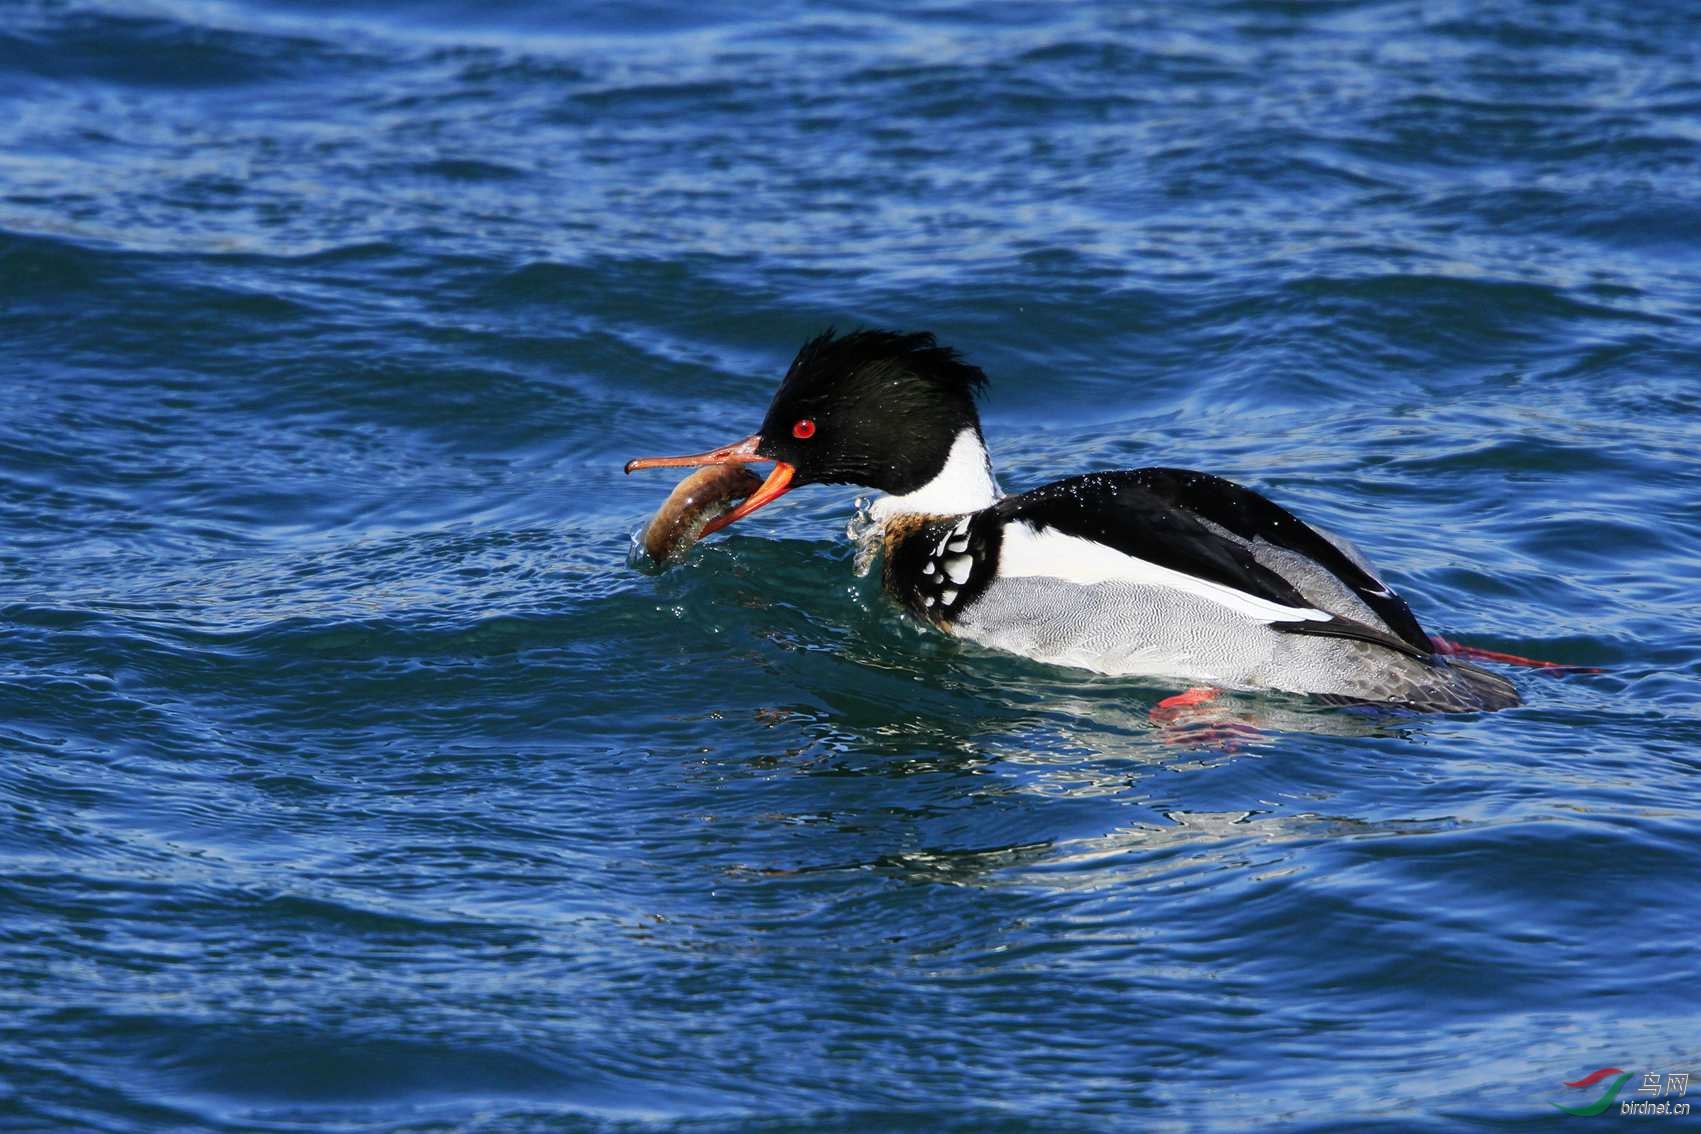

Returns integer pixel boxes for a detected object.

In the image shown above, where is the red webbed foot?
[1150,687,1265,752]
[1150,686,1222,724]
[1429,635,1602,675]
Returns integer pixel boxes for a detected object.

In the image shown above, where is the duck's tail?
[1436,657,1521,712]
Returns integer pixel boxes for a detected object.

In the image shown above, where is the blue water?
[3,1,1700,1130]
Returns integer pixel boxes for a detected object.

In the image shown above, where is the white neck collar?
[869,428,1001,522]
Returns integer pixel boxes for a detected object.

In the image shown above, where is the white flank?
[997,522,1332,624]
[869,428,1000,523]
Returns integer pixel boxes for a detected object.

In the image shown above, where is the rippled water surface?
[3,2,1700,1131]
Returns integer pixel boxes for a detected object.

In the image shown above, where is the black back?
[1122,467,1432,652]
[992,471,1435,661]
[994,473,1319,612]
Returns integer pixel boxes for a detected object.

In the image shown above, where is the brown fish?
[642,464,763,564]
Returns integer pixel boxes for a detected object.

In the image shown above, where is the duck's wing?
[987,471,1434,661]
[1111,467,1433,653]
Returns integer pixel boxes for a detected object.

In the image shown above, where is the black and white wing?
[986,471,1434,660]
[1118,467,1433,652]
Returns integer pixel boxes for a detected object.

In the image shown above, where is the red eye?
[792,418,816,439]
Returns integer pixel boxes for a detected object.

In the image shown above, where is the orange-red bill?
[624,433,797,534]
[624,433,765,474]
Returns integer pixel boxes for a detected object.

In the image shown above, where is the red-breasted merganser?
[626,329,1520,712]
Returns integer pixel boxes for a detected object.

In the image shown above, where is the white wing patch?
[996,522,1332,624]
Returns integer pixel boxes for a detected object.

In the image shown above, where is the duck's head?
[625,328,994,534]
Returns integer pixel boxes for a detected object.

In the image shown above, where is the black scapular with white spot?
[885,512,1002,625]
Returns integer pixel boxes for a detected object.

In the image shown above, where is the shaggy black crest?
[780,328,987,405]
[754,328,989,495]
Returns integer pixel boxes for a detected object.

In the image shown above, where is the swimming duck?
[625,329,1519,712]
